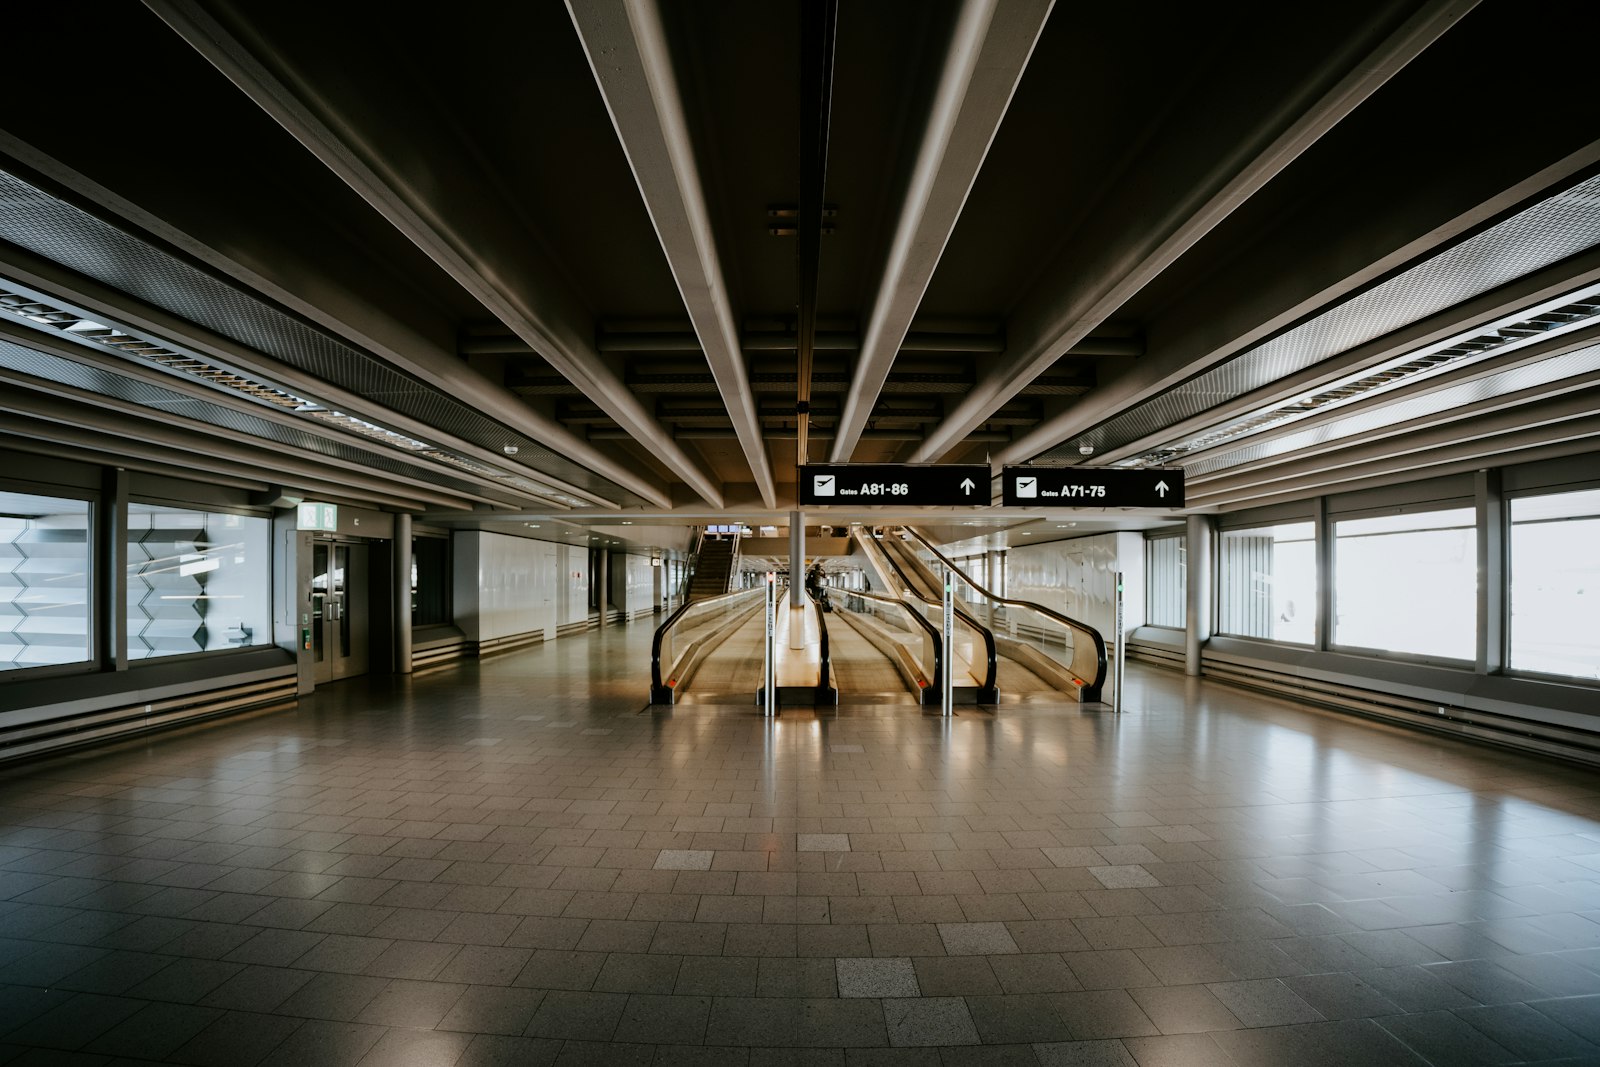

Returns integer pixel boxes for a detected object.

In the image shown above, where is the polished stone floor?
[2,622,1598,1066]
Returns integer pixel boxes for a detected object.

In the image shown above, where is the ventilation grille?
[0,169,644,507]
[1129,292,1600,468]
[0,287,585,506]
[1037,172,1600,463]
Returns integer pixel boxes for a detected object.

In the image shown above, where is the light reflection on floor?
[0,622,1596,1064]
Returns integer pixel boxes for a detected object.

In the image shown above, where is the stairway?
[688,538,735,600]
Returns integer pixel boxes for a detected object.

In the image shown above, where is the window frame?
[123,496,276,667]
[1501,483,1600,688]
[1327,499,1478,667]
[0,483,100,680]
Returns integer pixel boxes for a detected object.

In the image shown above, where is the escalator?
[897,526,1107,702]
[844,527,992,704]
[649,527,928,707]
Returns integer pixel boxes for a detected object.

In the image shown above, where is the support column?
[598,549,610,626]
[789,512,808,607]
[98,466,129,672]
[1185,514,1212,677]
[394,512,413,675]
[1476,469,1504,675]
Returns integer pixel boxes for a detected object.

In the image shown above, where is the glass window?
[1509,488,1600,681]
[1145,534,1185,628]
[0,491,92,671]
[412,536,450,626]
[127,504,271,660]
[1216,522,1315,643]
[1334,508,1475,660]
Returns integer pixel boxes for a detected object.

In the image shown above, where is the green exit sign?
[297,502,338,531]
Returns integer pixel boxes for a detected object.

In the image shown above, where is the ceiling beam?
[567,0,777,508]
[912,0,1481,465]
[1187,389,1600,506]
[144,0,721,508]
[0,238,621,509]
[0,136,654,510]
[829,0,1054,462]
[1092,249,1600,467]
[0,383,473,512]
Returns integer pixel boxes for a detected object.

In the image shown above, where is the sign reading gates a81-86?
[798,464,991,506]
[1001,466,1184,508]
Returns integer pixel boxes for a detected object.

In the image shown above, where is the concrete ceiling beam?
[145,0,717,508]
[912,0,1482,464]
[829,0,1054,462]
[568,0,777,508]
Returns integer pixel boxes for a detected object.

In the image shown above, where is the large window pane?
[1510,488,1600,681]
[1334,508,1474,660]
[1146,535,1185,628]
[1217,522,1315,643]
[0,492,92,671]
[127,505,271,660]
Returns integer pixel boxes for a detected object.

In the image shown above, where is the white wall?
[1006,532,1146,646]
[617,553,654,617]
[453,531,590,644]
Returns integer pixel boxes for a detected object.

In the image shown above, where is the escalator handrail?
[903,525,1108,691]
[836,583,945,695]
[811,589,833,698]
[875,533,998,698]
[651,584,764,697]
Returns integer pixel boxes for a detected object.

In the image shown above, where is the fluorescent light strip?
[1123,292,1600,468]
[0,286,587,507]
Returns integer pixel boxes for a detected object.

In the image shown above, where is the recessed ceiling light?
[503,444,519,455]
[525,523,540,528]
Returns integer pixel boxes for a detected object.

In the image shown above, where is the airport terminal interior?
[2,1,1599,1064]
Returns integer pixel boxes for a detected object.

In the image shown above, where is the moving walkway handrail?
[840,586,944,703]
[651,584,763,702]
[874,533,999,702]
[903,525,1108,701]
[811,589,836,703]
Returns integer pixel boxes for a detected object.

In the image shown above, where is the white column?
[1185,514,1212,676]
[394,512,412,675]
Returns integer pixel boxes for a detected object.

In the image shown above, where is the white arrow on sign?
[960,478,975,495]
[1155,480,1170,497]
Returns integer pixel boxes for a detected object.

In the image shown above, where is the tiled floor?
[2,622,1599,1065]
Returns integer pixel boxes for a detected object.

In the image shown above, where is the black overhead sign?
[799,464,991,506]
[1001,466,1184,507]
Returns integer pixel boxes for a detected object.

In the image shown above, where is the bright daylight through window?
[0,491,91,671]
[1509,488,1600,681]
[1335,508,1476,661]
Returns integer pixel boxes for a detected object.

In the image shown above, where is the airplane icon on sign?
[813,474,836,496]
[1014,476,1037,499]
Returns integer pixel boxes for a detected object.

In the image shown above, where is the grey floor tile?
[1454,1001,1600,1062]
[1204,979,1322,1028]
[525,989,628,1041]
[255,1018,385,1067]
[612,993,710,1044]
[1033,1039,1139,1066]
[883,997,979,1047]
[938,922,1020,956]
[437,985,546,1036]
[838,957,920,998]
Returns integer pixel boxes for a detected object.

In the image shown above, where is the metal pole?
[941,564,954,717]
[1113,569,1125,713]
[764,571,777,716]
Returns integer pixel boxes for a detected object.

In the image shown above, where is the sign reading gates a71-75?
[1001,466,1184,507]
[799,463,991,506]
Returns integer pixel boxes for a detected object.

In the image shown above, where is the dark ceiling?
[1,0,1598,536]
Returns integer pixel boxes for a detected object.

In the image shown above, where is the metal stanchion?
[941,564,954,717]
[1113,569,1125,713]
[763,571,777,717]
